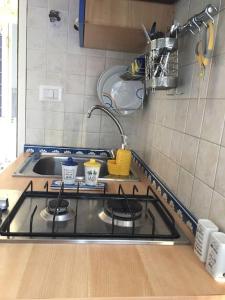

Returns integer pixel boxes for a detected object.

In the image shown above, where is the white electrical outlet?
[39,85,62,102]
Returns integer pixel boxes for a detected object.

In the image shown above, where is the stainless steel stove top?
[0,181,190,245]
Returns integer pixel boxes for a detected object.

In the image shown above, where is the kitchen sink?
[13,152,139,182]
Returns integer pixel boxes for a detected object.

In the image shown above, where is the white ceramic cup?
[62,157,78,185]
[84,166,100,186]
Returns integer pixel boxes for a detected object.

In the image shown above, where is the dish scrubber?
[107,148,132,176]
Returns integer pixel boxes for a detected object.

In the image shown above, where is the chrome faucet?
[87,105,127,149]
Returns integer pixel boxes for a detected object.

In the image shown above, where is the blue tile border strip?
[131,150,198,235]
[24,144,197,234]
[24,144,112,158]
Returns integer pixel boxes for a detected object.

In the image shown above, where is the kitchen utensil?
[141,24,151,44]
[120,56,145,81]
[110,79,143,110]
[194,219,218,262]
[206,232,225,282]
[148,21,164,40]
[62,157,78,185]
[149,21,157,40]
[195,21,214,78]
[97,65,127,112]
[84,159,101,186]
[98,66,144,115]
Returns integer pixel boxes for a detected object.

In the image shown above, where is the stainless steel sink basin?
[13,152,139,182]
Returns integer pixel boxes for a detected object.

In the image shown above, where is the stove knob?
[0,197,9,210]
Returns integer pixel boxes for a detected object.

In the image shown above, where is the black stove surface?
[0,181,189,244]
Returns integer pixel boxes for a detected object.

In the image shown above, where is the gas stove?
[0,181,189,244]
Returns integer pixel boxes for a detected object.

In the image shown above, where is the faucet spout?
[87,105,127,149]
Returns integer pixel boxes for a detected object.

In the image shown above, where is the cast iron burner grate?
[0,181,184,243]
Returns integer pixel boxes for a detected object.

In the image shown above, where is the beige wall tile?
[190,63,210,99]
[27,7,48,30]
[170,131,184,164]
[215,146,225,197]
[26,109,45,130]
[174,100,189,132]
[64,94,84,113]
[186,99,206,138]
[85,76,98,96]
[214,7,225,56]
[209,191,225,232]
[65,53,86,75]
[149,147,160,175]
[44,111,64,131]
[64,113,83,132]
[163,158,180,193]
[82,132,100,148]
[46,51,65,74]
[195,140,220,187]
[177,168,194,208]
[86,56,106,77]
[63,130,82,147]
[160,127,173,157]
[190,178,213,218]
[175,0,190,24]
[65,75,85,94]
[155,100,166,125]
[99,133,121,149]
[26,128,45,145]
[152,124,163,151]
[221,127,225,146]
[201,99,225,144]
[176,65,193,97]
[181,135,199,175]
[163,99,176,129]
[207,54,225,99]
[27,49,46,71]
[49,0,69,11]
[45,130,63,146]
[82,114,101,133]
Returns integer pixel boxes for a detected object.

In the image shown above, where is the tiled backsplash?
[25,0,140,150]
[135,0,225,232]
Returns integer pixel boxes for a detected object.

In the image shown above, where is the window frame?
[17,0,27,155]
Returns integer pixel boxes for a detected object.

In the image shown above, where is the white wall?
[25,0,140,149]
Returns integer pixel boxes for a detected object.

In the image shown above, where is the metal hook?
[205,10,214,23]
[192,18,201,32]
[189,28,196,35]
[202,21,208,28]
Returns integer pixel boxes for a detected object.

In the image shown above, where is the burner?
[99,199,143,227]
[40,199,74,222]
[48,199,69,214]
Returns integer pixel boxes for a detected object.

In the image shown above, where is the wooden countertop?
[0,154,225,300]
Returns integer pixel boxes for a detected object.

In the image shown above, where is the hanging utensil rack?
[145,4,219,91]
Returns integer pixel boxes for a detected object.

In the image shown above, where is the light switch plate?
[39,85,63,102]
